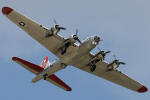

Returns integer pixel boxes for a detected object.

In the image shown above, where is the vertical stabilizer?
[41,56,50,69]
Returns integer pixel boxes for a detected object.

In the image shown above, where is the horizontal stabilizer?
[12,57,72,91]
[12,57,44,74]
[47,74,72,91]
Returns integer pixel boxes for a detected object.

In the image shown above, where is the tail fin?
[41,56,50,69]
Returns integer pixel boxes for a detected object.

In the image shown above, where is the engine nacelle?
[78,36,100,55]
[107,63,118,71]
[94,52,104,60]
[107,60,125,71]
[69,34,77,43]
[45,25,66,37]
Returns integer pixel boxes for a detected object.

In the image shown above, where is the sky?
[0,0,150,100]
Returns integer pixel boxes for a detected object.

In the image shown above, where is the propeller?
[53,19,66,30]
[119,62,126,65]
[73,29,82,44]
[97,47,111,60]
[112,54,126,65]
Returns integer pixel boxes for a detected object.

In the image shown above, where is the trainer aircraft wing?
[2,7,69,58]
[12,57,72,91]
[72,54,147,93]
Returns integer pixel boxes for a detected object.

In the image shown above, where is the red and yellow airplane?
[2,6,148,93]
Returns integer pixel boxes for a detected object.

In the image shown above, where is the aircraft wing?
[2,7,70,58]
[12,57,72,91]
[72,54,147,93]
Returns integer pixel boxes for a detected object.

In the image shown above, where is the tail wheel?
[43,74,48,80]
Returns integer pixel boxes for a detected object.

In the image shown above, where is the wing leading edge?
[12,57,72,91]
[2,6,66,58]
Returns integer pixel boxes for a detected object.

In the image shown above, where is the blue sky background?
[0,0,150,100]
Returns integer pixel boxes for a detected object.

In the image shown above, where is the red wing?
[12,57,44,74]
[12,57,72,91]
[48,74,72,91]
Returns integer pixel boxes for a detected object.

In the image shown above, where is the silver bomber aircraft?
[2,6,148,93]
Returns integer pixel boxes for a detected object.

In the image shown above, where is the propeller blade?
[73,29,81,44]
[55,25,66,30]
[53,18,57,25]
[102,51,111,59]
[53,19,66,30]
[59,27,66,30]
[77,38,81,44]
[119,62,126,65]
[105,51,111,54]
[75,29,78,35]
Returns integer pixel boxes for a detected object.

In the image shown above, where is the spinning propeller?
[72,29,82,44]
[97,47,111,60]
[112,54,126,65]
[53,19,66,30]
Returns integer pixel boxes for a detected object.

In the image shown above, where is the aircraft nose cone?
[2,7,13,15]
[94,36,100,43]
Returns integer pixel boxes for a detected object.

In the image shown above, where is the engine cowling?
[70,34,77,43]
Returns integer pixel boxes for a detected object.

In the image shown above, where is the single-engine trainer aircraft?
[2,6,148,93]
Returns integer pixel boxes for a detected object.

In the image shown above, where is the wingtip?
[2,6,13,15]
[12,57,18,61]
[137,86,148,93]
[66,87,72,91]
